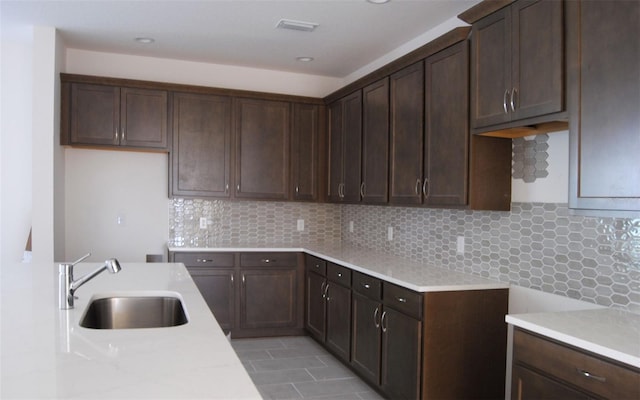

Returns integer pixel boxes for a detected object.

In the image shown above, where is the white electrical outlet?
[387,226,393,241]
[297,219,305,231]
[456,236,465,254]
[349,221,354,232]
[116,214,126,227]
[199,217,207,229]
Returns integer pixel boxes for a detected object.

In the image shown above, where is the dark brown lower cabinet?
[325,281,351,362]
[512,328,640,400]
[239,267,298,330]
[381,307,422,400]
[187,267,235,332]
[351,292,381,385]
[171,251,304,338]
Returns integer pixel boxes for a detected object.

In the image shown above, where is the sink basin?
[80,294,188,329]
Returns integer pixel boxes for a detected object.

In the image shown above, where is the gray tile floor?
[231,336,385,400]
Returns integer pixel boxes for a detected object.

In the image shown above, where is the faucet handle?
[69,252,91,266]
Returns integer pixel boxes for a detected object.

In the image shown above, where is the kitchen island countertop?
[0,261,261,399]
[168,243,510,293]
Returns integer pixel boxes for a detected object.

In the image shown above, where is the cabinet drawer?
[173,252,235,267]
[240,252,297,267]
[352,271,381,300]
[383,282,422,320]
[327,263,351,287]
[305,254,327,276]
[513,328,640,400]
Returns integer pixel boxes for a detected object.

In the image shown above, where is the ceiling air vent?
[276,19,319,32]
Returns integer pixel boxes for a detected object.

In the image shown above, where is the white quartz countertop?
[0,261,261,399]
[168,243,509,293]
[506,308,640,368]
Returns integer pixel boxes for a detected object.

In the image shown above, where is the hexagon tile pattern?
[512,134,549,182]
[169,198,341,247]
[342,203,640,312]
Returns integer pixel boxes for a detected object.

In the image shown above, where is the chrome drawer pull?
[261,259,275,264]
[321,281,326,298]
[577,369,606,383]
[362,283,371,289]
[337,272,342,277]
[373,307,380,328]
[380,311,387,332]
[196,259,213,263]
[503,89,510,114]
[396,297,407,303]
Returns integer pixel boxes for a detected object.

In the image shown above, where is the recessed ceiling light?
[276,19,319,32]
[366,0,390,4]
[296,57,314,62]
[134,37,155,44]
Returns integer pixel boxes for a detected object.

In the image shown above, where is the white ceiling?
[1,0,481,78]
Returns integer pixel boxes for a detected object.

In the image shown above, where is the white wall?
[65,49,342,98]
[0,25,33,264]
[64,149,169,262]
[511,131,569,203]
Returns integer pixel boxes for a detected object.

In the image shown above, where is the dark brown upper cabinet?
[470,0,566,137]
[291,103,322,202]
[234,98,290,200]
[171,92,232,198]
[328,91,362,203]
[64,82,168,150]
[424,41,470,207]
[389,62,424,205]
[567,0,640,215]
[361,78,390,204]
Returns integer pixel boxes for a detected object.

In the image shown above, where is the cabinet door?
[70,83,119,145]
[325,282,351,362]
[511,365,590,400]
[351,292,381,386]
[380,307,421,400]
[424,41,469,207]
[239,267,298,329]
[305,270,326,342]
[389,62,424,205]
[568,0,640,212]
[511,0,564,121]
[361,78,389,204]
[171,93,232,198]
[291,103,320,201]
[342,91,363,203]
[235,98,290,200]
[471,6,512,129]
[188,268,235,332]
[120,88,168,148]
[327,100,344,202]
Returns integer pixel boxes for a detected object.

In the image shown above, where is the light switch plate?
[297,219,304,231]
[199,217,207,229]
[456,236,465,254]
[387,226,393,241]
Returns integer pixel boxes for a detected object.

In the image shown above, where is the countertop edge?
[506,314,640,369]
[168,245,510,293]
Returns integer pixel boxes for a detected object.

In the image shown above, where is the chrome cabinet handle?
[196,258,213,263]
[374,307,380,328]
[337,272,342,278]
[230,274,234,285]
[380,311,387,332]
[510,87,517,112]
[422,178,429,198]
[362,283,371,289]
[225,183,229,193]
[114,127,119,144]
[396,297,407,303]
[323,283,330,301]
[577,369,606,383]
[415,179,421,195]
[360,182,365,198]
[503,89,510,114]
[242,274,245,285]
[321,281,326,298]
[339,183,345,199]
[260,259,276,264]
[295,186,299,194]
[237,184,240,192]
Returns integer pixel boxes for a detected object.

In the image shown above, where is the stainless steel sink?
[80,295,188,329]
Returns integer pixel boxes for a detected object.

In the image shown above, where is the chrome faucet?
[59,253,122,309]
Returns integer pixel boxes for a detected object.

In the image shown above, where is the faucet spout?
[59,255,122,310]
